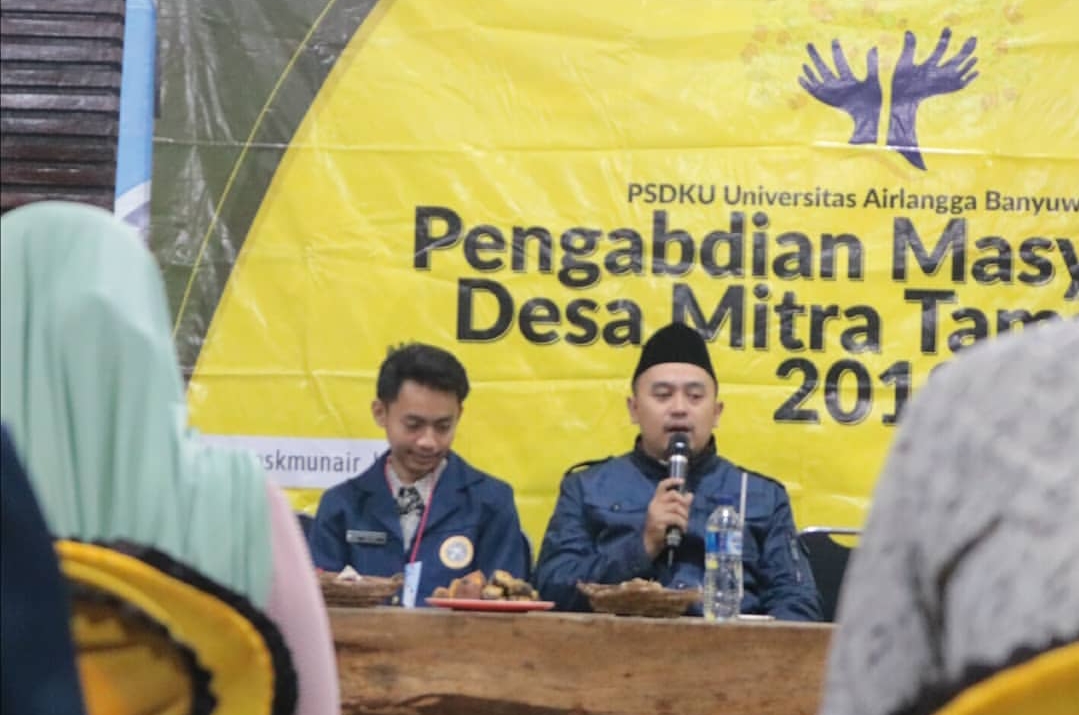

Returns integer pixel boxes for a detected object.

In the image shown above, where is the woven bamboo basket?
[319,572,403,608]
[578,581,701,618]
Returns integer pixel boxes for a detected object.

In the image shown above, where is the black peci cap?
[632,322,716,385]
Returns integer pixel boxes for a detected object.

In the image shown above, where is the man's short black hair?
[376,343,470,403]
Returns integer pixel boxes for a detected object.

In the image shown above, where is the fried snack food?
[440,570,540,601]
[619,578,664,592]
[577,579,701,617]
[492,569,540,600]
[447,570,486,599]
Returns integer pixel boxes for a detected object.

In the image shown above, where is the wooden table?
[330,607,833,715]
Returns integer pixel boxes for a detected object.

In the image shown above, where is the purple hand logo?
[799,41,882,145]
[799,28,979,170]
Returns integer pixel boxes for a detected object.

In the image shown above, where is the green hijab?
[1,202,272,606]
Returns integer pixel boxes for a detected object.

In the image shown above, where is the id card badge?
[402,561,423,609]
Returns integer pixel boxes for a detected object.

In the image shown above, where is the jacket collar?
[421,452,482,534]
[352,453,400,540]
[629,435,719,489]
[353,451,481,541]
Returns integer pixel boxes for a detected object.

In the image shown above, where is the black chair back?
[297,513,315,541]
[798,527,860,622]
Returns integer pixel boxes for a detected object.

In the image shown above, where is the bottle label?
[705,529,743,557]
[719,531,743,557]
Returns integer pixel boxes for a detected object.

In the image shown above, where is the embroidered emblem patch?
[439,535,474,570]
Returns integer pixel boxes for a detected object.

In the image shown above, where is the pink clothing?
[265,484,340,715]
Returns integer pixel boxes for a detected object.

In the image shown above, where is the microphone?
[663,432,691,563]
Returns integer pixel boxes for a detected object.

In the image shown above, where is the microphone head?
[666,432,691,458]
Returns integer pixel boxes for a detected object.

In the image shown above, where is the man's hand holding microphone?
[643,433,692,564]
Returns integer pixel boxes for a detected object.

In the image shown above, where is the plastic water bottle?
[704,495,743,621]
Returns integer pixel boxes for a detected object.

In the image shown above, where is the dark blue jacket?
[308,451,528,604]
[533,441,821,620]
[1,425,86,715]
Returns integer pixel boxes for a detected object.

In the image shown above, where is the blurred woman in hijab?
[0,201,338,715]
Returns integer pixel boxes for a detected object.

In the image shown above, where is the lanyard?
[384,461,439,564]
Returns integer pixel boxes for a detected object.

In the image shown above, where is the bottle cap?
[717,495,736,506]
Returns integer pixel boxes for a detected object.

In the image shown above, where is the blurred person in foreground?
[1,424,85,715]
[820,319,1079,715]
[0,201,338,715]
[533,321,820,619]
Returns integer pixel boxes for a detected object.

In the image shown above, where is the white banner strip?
[199,434,386,489]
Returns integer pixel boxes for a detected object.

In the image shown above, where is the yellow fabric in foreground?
[934,642,1079,715]
[57,540,277,715]
[74,598,193,715]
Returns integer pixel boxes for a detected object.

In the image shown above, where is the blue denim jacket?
[533,441,821,620]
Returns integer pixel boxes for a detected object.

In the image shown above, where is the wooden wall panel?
[1,0,124,213]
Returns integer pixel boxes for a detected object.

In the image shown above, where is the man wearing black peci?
[533,321,821,620]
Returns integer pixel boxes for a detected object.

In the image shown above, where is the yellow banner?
[189,0,1079,547]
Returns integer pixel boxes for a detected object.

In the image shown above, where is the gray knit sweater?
[820,319,1079,715]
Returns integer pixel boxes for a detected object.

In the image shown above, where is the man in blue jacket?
[308,343,528,605]
[533,322,821,620]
